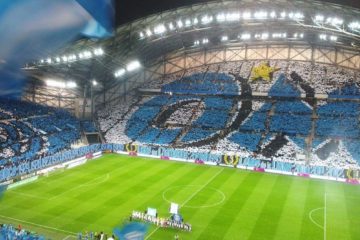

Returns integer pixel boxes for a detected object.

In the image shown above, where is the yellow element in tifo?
[250,62,281,82]
[223,154,240,166]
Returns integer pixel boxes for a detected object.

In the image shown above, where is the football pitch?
[0,154,359,240]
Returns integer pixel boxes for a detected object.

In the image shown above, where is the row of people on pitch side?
[0,223,44,240]
[77,231,115,240]
[130,211,192,231]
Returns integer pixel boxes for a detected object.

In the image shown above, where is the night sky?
[115,0,360,26]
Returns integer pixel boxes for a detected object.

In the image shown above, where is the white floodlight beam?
[126,60,141,72]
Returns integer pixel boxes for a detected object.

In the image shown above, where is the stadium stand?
[97,61,360,169]
[0,99,81,166]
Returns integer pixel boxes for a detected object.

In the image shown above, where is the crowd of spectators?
[0,99,81,168]
[96,60,360,169]
[0,223,44,240]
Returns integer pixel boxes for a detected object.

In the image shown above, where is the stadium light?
[92,80,98,86]
[46,79,65,88]
[46,58,52,64]
[314,15,324,22]
[319,34,327,40]
[280,11,286,19]
[177,20,183,28]
[243,11,251,20]
[185,19,191,27]
[226,12,240,21]
[326,17,343,26]
[194,40,200,46]
[93,48,104,56]
[114,68,126,78]
[201,15,213,24]
[261,33,269,40]
[154,24,166,34]
[40,59,44,63]
[126,60,141,72]
[56,57,61,63]
[272,33,286,38]
[62,56,68,62]
[168,23,174,30]
[216,13,226,22]
[139,32,144,38]
[202,38,209,44]
[270,11,276,18]
[66,81,77,88]
[254,11,268,19]
[221,35,228,42]
[349,21,360,30]
[329,35,338,41]
[240,33,251,40]
[193,17,198,25]
[146,29,152,37]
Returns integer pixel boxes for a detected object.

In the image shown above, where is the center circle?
[162,185,226,209]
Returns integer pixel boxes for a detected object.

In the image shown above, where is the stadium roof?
[25,0,360,94]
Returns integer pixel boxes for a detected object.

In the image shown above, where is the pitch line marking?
[309,207,324,229]
[181,168,224,207]
[146,168,224,240]
[7,190,50,200]
[63,235,77,240]
[49,173,109,200]
[162,185,226,208]
[0,214,77,236]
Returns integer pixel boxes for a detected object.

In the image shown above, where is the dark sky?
[115,0,360,26]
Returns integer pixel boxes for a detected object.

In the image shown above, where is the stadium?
[0,0,359,239]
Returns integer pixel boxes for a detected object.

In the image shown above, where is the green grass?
[0,154,359,240]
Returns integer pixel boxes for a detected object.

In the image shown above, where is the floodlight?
[216,13,226,22]
[40,59,44,63]
[319,34,327,40]
[202,38,209,44]
[146,29,152,37]
[254,11,267,19]
[315,15,324,22]
[126,60,141,72]
[226,12,240,21]
[243,11,251,20]
[92,80,98,86]
[194,40,200,46]
[62,56,68,62]
[261,33,269,40]
[115,68,126,78]
[201,15,213,24]
[46,58,52,64]
[280,11,286,18]
[193,18,198,25]
[221,36,228,42]
[94,48,104,56]
[56,57,61,63]
[46,79,66,88]
[270,11,276,18]
[139,32,144,38]
[66,81,77,88]
[177,20,183,28]
[349,21,360,30]
[154,24,166,34]
[168,23,174,30]
[241,33,251,40]
[330,35,338,41]
[185,19,191,26]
